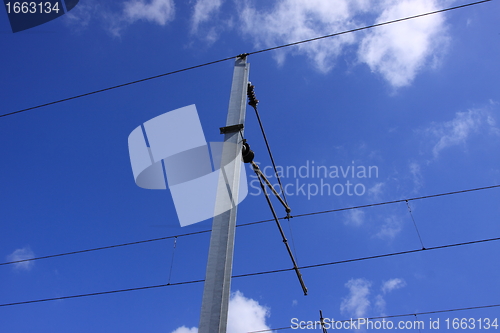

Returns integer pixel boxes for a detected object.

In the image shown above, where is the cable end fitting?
[242,142,255,163]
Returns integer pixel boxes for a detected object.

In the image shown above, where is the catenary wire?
[247,303,500,333]
[1,183,499,267]
[0,0,491,119]
[233,235,500,276]
[286,183,500,220]
[0,228,211,267]
[1,235,499,307]
[247,0,492,57]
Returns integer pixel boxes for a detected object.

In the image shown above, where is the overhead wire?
[1,234,499,308]
[0,229,211,267]
[247,303,500,333]
[0,0,495,325]
[246,0,492,57]
[1,183,499,268]
[287,184,500,220]
[0,0,492,119]
[234,235,500,276]
[0,56,235,118]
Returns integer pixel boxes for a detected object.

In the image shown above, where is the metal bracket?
[220,124,244,134]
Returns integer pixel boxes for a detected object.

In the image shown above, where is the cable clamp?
[220,124,244,134]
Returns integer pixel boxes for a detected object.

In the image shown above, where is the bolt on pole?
[198,56,250,333]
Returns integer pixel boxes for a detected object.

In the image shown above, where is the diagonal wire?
[248,303,500,333]
[247,0,492,57]
[247,83,300,266]
[289,184,500,220]
[167,237,177,285]
[0,56,235,118]
[319,310,328,333]
[0,183,499,267]
[0,0,491,119]
[253,163,308,295]
[0,229,210,267]
[247,84,289,209]
[406,200,425,249]
[0,235,499,307]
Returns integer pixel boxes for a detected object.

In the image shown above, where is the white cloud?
[381,278,406,294]
[172,327,198,333]
[341,278,406,318]
[375,278,406,315]
[343,209,365,227]
[238,0,450,87]
[171,291,270,333]
[368,182,385,199]
[358,0,449,88]
[409,162,423,192]
[65,0,175,36]
[6,247,35,271]
[192,0,223,33]
[374,294,387,315]
[427,108,498,158]
[63,0,97,30]
[239,0,370,71]
[227,291,270,333]
[375,216,402,240]
[123,0,175,25]
[340,278,371,318]
[64,0,453,87]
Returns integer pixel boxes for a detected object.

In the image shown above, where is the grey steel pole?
[198,56,250,333]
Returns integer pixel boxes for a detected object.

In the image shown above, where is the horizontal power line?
[1,183,499,267]
[0,229,211,267]
[0,0,491,119]
[287,183,500,221]
[1,235,498,308]
[248,303,500,333]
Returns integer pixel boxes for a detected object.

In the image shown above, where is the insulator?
[242,142,255,163]
[247,84,259,107]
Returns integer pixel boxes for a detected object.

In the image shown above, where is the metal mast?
[198,55,250,333]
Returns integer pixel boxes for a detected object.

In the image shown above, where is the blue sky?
[1,0,499,332]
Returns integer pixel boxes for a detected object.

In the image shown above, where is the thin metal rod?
[406,200,425,250]
[251,161,291,214]
[249,101,289,208]
[167,237,177,285]
[319,310,328,333]
[255,170,308,295]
